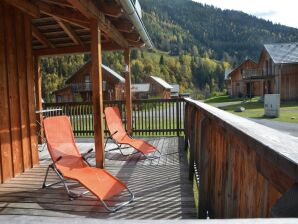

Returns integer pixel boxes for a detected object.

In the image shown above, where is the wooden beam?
[4,4,23,176]
[123,33,141,43]
[90,19,105,168]
[114,22,135,33]
[34,56,43,144]
[33,42,123,56]
[3,0,39,18]
[67,0,129,48]
[55,18,84,46]
[101,3,122,18]
[0,2,13,182]
[15,9,32,171]
[124,48,132,135]
[42,0,74,8]
[32,25,55,48]
[34,1,90,29]
[24,15,39,166]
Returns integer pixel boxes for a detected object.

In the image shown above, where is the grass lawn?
[220,101,298,123]
[204,95,242,103]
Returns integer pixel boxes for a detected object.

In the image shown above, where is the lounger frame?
[42,149,134,212]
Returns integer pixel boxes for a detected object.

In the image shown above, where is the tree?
[159,55,165,65]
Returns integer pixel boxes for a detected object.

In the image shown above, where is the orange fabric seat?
[43,116,133,211]
[104,107,157,155]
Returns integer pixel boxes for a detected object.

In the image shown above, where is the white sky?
[192,0,298,29]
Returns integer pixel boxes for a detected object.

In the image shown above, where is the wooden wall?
[281,64,298,101]
[185,98,298,218]
[0,2,39,183]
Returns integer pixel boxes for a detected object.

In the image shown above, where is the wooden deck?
[0,137,197,220]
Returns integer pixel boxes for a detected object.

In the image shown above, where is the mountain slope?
[140,0,298,62]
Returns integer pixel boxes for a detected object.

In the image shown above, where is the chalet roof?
[171,84,180,93]
[150,76,173,89]
[102,64,125,83]
[131,84,150,93]
[65,62,125,84]
[26,0,153,56]
[226,59,257,78]
[224,69,233,80]
[264,43,298,64]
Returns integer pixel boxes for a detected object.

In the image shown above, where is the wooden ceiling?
[9,0,146,56]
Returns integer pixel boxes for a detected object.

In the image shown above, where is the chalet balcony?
[1,98,298,222]
[70,83,93,92]
[242,68,275,80]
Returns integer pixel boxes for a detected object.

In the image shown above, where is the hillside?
[140,0,298,63]
[41,0,298,102]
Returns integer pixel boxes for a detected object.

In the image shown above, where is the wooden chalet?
[253,43,298,101]
[225,59,260,97]
[148,76,173,99]
[53,62,126,102]
[227,43,298,100]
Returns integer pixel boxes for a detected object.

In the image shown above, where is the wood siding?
[280,64,298,101]
[229,60,257,97]
[0,2,39,183]
[185,99,297,218]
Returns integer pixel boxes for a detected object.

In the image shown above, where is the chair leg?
[42,164,87,200]
[143,149,161,160]
[99,187,134,212]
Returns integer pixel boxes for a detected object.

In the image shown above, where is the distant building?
[53,62,125,102]
[225,59,258,97]
[226,43,298,100]
[148,76,173,99]
[171,84,180,98]
[131,84,150,99]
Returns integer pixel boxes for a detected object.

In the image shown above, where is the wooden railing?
[184,98,298,218]
[43,98,185,136]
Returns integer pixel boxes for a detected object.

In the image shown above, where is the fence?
[184,98,298,218]
[43,98,185,137]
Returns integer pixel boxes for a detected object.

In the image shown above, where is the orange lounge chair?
[104,107,161,158]
[42,116,134,212]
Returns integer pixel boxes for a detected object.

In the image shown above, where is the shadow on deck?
[0,137,197,219]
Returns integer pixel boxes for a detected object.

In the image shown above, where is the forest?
[41,0,298,102]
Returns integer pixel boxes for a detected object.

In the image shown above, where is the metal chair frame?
[42,149,134,212]
[104,131,161,160]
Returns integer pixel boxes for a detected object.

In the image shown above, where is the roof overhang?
[4,0,153,57]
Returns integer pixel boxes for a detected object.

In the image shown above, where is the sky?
[192,0,298,29]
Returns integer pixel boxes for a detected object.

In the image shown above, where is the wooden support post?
[90,19,104,168]
[34,56,43,144]
[124,48,132,135]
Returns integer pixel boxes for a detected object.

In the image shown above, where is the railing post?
[184,101,189,151]
[176,98,180,136]
[188,107,196,181]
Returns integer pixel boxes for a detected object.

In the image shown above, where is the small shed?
[148,76,173,99]
[131,83,150,99]
[170,84,180,98]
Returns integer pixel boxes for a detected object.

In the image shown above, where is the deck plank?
[0,137,197,219]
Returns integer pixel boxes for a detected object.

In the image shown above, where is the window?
[85,75,90,83]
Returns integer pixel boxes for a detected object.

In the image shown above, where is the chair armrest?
[110,130,118,138]
[51,156,62,166]
[82,148,93,166]
[82,148,93,158]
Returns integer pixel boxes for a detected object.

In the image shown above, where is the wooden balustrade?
[43,98,185,136]
[184,98,298,218]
